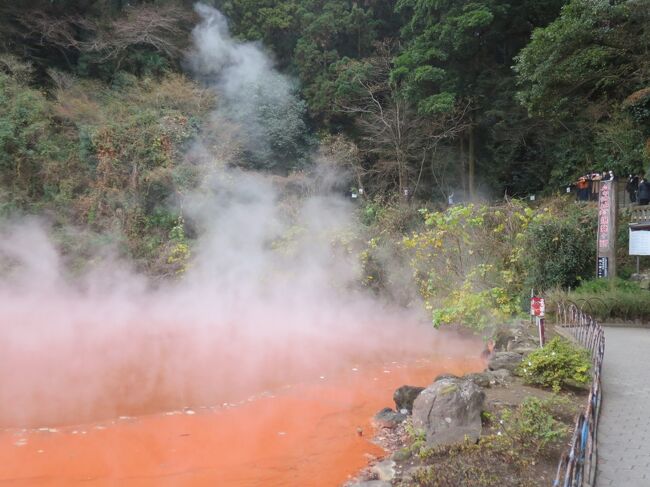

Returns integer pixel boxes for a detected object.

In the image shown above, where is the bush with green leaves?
[549,278,650,322]
[499,396,569,455]
[518,337,591,392]
[402,201,535,330]
[402,396,572,486]
[575,277,641,294]
[0,58,76,209]
[522,201,596,291]
[367,196,601,330]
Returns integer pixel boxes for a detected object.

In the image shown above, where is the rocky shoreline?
[345,320,584,487]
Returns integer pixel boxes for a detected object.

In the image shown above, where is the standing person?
[577,176,590,201]
[638,177,650,205]
[626,174,639,203]
[591,172,602,201]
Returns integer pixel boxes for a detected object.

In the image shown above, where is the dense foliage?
[0,0,647,290]
[0,55,212,273]
[499,396,569,454]
[402,203,529,329]
[549,278,650,322]
[392,198,596,329]
[515,0,650,183]
[522,202,597,290]
[2,0,648,206]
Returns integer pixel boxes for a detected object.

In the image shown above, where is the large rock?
[493,328,516,352]
[466,369,512,388]
[393,385,425,413]
[373,407,406,429]
[434,373,459,382]
[489,368,512,384]
[487,351,523,372]
[412,377,485,447]
[371,460,395,482]
[631,273,650,290]
[391,448,412,462]
[464,372,492,387]
[507,338,538,355]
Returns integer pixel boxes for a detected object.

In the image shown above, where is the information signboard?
[629,227,650,256]
[597,256,608,278]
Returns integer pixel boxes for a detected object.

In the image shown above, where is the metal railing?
[630,205,650,225]
[553,302,605,487]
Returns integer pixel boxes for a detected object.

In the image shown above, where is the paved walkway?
[597,327,650,486]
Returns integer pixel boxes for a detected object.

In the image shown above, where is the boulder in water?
[393,385,425,413]
[412,377,485,447]
[373,407,406,429]
[433,373,459,382]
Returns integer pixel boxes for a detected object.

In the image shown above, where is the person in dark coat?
[638,177,650,206]
[590,172,602,201]
[626,175,639,203]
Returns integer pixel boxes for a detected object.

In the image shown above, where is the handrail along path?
[553,302,605,487]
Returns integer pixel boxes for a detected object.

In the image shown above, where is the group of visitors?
[572,171,650,205]
[626,175,650,205]
[574,171,616,202]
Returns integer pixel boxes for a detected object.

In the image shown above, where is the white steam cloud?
[0,4,468,429]
[188,4,310,171]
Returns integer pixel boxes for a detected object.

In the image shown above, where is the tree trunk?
[397,155,405,198]
[468,120,476,201]
[459,136,466,196]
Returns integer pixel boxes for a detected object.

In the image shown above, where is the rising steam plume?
[0,4,460,429]
[188,4,311,171]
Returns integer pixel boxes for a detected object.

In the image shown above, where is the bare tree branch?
[335,40,468,197]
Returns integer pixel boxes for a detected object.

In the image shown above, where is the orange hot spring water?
[0,324,484,487]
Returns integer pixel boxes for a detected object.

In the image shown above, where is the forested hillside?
[1,0,648,273]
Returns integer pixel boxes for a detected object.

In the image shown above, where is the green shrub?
[430,282,519,330]
[363,199,423,235]
[522,202,596,291]
[403,202,532,331]
[518,337,591,392]
[0,60,73,204]
[499,397,569,455]
[399,395,574,487]
[574,289,650,321]
[549,279,650,322]
[574,277,641,294]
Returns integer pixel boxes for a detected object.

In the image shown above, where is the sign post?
[530,296,545,347]
[597,180,617,279]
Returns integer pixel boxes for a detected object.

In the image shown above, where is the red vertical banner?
[598,183,610,251]
[596,180,617,279]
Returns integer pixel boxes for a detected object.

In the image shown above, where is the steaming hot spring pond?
[0,326,484,486]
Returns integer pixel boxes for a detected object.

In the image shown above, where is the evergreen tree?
[392,0,565,197]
